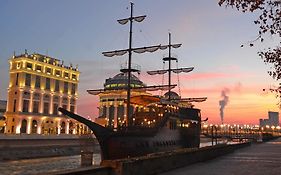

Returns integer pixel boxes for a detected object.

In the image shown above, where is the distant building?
[90,72,151,127]
[4,51,86,134]
[259,111,279,127]
[0,100,7,133]
[268,111,279,126]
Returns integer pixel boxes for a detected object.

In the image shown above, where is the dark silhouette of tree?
[219,0,281,80]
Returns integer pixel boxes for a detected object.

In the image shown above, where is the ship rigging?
[59,2,207,161]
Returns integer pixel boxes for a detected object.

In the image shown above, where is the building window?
[46,67,52,74]
[17,62,22,69]
[21,119,27,133]
[71,83,76,95]
[53,96,59,103]
[55,80,60,92]
[64,72,69,78]
[23,91,31,99]
[36,65,42,72]
[64,82,68,93]
[44,94,50,101]
[33,93,40,100]
[31,120,37,134]
[13,99,17,112]
[33,101,39,113]
[70,98,75,105]
[22,100,29,112]
[43,102,49,114]
[35,76,40,88]
[61,122,66,134]
[25,73,31,86]
[15,73,19,86]
[70,105,75,113]
[55,70,61,77]
[26,63,32,69]
[62,97,68,104]
[53,103,58,115]
[72,74,77,80]
[45,78,50,90]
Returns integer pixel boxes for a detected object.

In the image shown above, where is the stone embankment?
[54,142,250,175]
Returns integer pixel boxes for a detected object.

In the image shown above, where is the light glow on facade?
[4,51,88,135]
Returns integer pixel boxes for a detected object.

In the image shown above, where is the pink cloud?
[183,72,229,80]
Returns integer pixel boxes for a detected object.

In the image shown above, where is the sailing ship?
[58,2,207,160]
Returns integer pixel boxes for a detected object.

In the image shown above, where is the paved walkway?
[161,138,281,175]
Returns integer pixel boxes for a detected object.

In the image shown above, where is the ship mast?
[147,33,208,103]
[102,2,168,126]
[127,2,133,127]
[147,33,193,101]
[167,33,174,101]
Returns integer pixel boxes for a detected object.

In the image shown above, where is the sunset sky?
[0,0,280,124]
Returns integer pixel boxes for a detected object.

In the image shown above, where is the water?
[0,154,101,175]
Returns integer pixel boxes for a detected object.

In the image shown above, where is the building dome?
[104,73,146,90]
[163,91,180,100]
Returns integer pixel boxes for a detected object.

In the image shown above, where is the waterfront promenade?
[161,137,281,175]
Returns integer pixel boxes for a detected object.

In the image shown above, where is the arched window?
[61,121,66,134]
[21,119,27,133]
[69,121,73,134]
[76,124,80,135]
[31,120,37,134]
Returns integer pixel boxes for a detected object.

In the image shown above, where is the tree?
[218,0,281,80]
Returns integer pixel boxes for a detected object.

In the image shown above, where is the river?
[0,154,101,175]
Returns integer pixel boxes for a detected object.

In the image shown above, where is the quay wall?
[0,134,99,161]
[57,142,250,175]
[102,142,251,175]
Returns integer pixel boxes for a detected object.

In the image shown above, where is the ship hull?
[58,107,201,160]
[101,126,200,160]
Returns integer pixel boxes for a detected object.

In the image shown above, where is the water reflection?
[0,154,101,175]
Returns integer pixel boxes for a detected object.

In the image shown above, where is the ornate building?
[0,100,7,133]
[91,72,152,128]
[4,51,86,134]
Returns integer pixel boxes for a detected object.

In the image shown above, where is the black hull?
[101,127,200,160]
[59,108,200,160]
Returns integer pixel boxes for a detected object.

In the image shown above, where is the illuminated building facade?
[4,51,85,134]
[0,100,7,133]
[93,73,151,127]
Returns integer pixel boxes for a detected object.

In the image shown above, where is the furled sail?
[172,67,194,74]
[87,84,176,95]
[172,44,182,48]
[102,49,128,57]
[178,97,207,103]
[103,45,169,57]
[134,15,146,22]
[147,70,168,75]
[147,67,194,75]
[117,15,146,25]
[133,45,161,54]
[117,18,129,25]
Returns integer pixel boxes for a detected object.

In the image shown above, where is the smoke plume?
[219,88,229,124]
